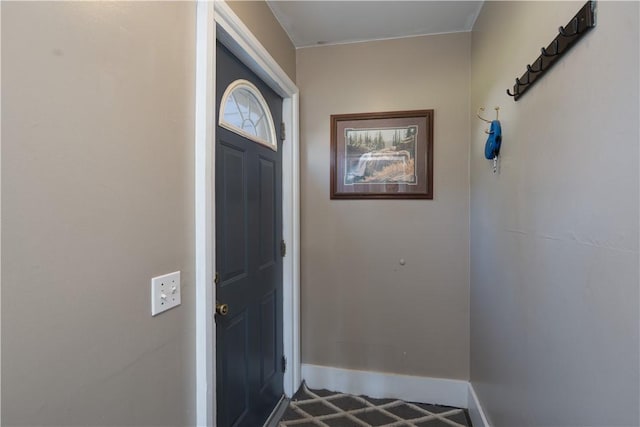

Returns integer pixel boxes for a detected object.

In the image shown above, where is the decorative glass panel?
[219,79,277,151]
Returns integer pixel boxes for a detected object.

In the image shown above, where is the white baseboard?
[467,382,491,427]
[301,363,469,409]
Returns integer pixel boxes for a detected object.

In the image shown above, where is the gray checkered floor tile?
[279,383,471,427]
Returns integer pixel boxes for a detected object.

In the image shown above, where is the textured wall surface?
[297,33,471,380]
[1,2,197,425]
[470,2,639,426]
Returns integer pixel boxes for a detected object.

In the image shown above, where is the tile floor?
[278,383,471,427]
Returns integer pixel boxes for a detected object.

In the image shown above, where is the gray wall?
[470,2,639,426]
[1,2,296,425]
[2,2,197,425]
[297,33,471,380]
[1,1,296,425]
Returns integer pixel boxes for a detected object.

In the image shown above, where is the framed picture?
[330,110,434,199]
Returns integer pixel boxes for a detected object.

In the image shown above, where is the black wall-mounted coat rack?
[507,1,597,101]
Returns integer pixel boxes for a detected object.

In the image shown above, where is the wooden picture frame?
[330,110,434,199]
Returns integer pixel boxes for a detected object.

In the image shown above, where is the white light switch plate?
[151,271,181,316]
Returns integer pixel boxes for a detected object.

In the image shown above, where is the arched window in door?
[219,79,277,151]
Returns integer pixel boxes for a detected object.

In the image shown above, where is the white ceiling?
[267,1,484,48]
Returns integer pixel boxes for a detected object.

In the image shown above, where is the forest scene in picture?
[344,126,418,185]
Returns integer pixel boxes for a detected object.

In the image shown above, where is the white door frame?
[195,1,301,426]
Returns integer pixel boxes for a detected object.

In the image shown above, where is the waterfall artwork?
[330,110,434,199]
[344,126,417,185]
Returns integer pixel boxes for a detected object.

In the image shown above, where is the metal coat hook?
[477,106,499,122]
[477,107,499,134]
[541,39,560,57]
[516,74,530,86]
[559,17,580,37]
[506,1,596,101]
[527,57,543,73]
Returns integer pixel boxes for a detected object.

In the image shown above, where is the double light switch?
[151,271,181,316]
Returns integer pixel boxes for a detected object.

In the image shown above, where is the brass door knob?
[216,302,229,316]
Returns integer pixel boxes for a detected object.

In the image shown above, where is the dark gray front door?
[215,41,284,427]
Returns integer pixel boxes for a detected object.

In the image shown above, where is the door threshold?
[263,394,290,427]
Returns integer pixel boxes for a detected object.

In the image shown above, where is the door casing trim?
[195,1,301,425]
